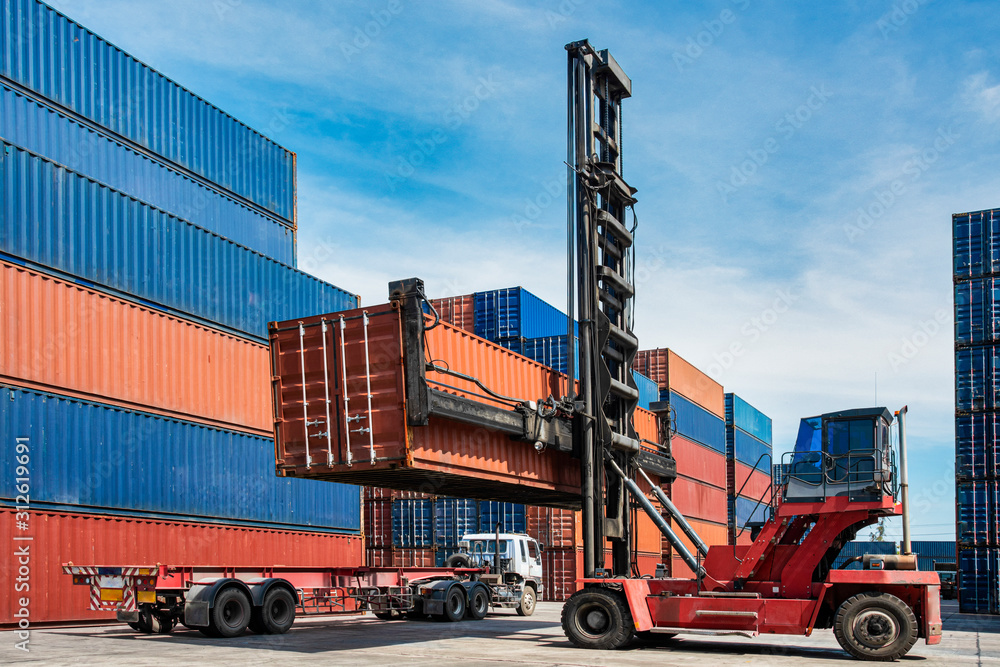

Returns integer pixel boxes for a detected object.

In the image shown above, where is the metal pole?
[566,50,576,401]
[897,406,911,555]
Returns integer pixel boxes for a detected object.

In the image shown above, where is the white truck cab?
[446,532,544,616]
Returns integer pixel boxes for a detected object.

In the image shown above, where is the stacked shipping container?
[724,394,774,545]
[953,208,1000,613]
[634,348,730,577]
[0,0,362,624]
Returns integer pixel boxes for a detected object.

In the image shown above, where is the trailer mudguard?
[245,578,300,606]
[417,580,466,616]
[183,578,254,628]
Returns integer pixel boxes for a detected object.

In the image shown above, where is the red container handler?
[0,509,363,625]
[269,304,582,507]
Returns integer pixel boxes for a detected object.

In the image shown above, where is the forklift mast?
[566,40,644,578]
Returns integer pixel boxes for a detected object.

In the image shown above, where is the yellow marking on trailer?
[137,591,156,604]
[100,589,123,602]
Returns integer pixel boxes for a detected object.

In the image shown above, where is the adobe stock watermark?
[340,0,404,62]
[12,436,32,652]
[384,74,502,192]
[716,85,833,203]
[843,126,958,242]
[707,287,799,379]
[886,309,949,372]
[544,0,586,29]
[672,0,751,73]
[511,170,565,231]
[877,0,931,39]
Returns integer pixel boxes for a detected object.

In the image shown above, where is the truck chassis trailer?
[62,563,503,636]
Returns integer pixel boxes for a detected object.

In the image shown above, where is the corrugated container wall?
[0,260,272,434]
[663,391,726,453]
[428,294,475,333]
[474,287,576,340]
[0,509,364,625]
[0,83,294,263]
[954,208,1000,613]
[0,0,296,221]
[0,385,361,531]
[725,394,772,445]
[634,370,659,411]
[635,348,724,417]
[0,141,356,341]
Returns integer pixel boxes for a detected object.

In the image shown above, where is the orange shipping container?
[0,260,271,435]
[0,509,363,625]
[271,304,581,507]
[669,475,728,523]
[672,436,728,489]
[430,295,475,332]
[527,506,579,549]
[634,348,724,417]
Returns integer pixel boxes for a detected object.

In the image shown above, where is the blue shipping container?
[727,426,774,468]
[392,499,434,548]
[433,498,479,548]
[725,393,772,444]
[956,345,1000,412]
[732,495,770,529]
[0,84,295,263]
[0,0,295,220]
[0,142,356,341]
[954,209,1000,280]
[475,287,576,340]
[478,502,526,534]
[0,386,360,531]
[955,278,1000,346]
[663,390,725,453]
[958,546,1000,614]
[957,480,998,546]
[499,335,579,377]
[956,413,999,479]
[634,370,658,411]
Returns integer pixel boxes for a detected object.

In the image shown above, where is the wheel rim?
[269,597,291,625]
[222,599,246,628]
[448,593,464,616]
[853,609,899,649]
[577,603,611,638]
[474,592,488,615]
[523,592,534,611]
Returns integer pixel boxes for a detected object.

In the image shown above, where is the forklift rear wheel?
[561,588,635,650]
[516,586,536,616]
[833,591,918,661]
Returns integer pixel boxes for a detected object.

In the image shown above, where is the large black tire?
[443,586,467,622]
[833,591,918,661]
[150,611,176,634]
[467,586,490,620]
[248,587,296,635]
[561,588,635,650]
[516,585,536,617]
[129,607,154,633]
[445,553,472,569]
[210,587,252,638]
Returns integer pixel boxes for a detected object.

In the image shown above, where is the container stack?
[724,394,774,545]
[634,349,730,577]
[0,0,362,624]
[953,208,1000,614]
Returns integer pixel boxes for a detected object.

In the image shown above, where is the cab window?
[527,541,538,560]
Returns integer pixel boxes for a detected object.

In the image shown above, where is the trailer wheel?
[210,587,252,638]
[561,588,635,650]
[151,611,176,634]
[128,607,155,633]
[443,586,467,622]
[516,585,536,617]
[249,587,296,634]
[467,587,490,620]
[833,591,918,661]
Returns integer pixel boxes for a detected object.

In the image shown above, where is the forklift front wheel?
[561,588,635,650]
[833,591,918,661]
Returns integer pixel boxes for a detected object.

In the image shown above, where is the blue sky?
[51,0,1000,541]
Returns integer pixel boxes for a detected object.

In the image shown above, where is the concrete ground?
[4,600,998,666]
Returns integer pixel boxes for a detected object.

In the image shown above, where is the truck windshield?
[469,540,512,556]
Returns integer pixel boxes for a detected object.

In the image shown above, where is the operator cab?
[783,407,895,502]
